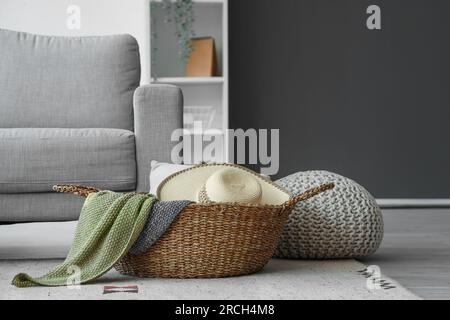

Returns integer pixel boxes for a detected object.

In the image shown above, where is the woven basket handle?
[53,185,102,198]
[53,183,335,204]
[284,183,335,207]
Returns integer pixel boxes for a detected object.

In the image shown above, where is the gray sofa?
[0,28,183,222]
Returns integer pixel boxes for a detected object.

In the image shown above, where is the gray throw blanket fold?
[129,200,192,255]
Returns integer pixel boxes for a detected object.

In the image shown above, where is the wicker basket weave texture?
[115,203,292,278]
[53,183,334,278]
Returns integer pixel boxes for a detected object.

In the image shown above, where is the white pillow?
[149,161,194,195]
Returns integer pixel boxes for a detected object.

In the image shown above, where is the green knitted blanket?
[12,191,155,288]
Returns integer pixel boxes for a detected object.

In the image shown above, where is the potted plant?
[151,0,196,79]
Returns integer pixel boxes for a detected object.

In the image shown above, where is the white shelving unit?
[152,77,225,85]
[150,0,228,164]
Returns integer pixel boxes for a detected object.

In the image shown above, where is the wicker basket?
[53,183,334,279]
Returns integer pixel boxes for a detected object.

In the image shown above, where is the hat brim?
[157,164,292,205]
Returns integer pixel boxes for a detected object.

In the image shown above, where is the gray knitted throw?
[129,200,191,255]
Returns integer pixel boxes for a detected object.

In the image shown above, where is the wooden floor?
[359,208,450,300]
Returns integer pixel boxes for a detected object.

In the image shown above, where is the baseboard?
[377,199,450,208]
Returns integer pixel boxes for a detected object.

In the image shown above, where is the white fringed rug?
[0,222,420,300]
[0,259,419,300]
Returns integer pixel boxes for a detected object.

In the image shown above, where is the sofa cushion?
[0,193,85,222]
[0,128,136,193]
[0,28,140,130]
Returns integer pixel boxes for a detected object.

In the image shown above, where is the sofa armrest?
[133,84,183,192]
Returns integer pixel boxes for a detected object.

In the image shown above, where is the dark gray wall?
[229,0,450,198]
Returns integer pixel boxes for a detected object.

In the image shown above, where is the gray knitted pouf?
[275,171,383,259]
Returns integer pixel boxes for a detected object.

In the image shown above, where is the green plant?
[151,0,196,78]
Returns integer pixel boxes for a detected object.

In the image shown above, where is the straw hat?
[157,164,292,205]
